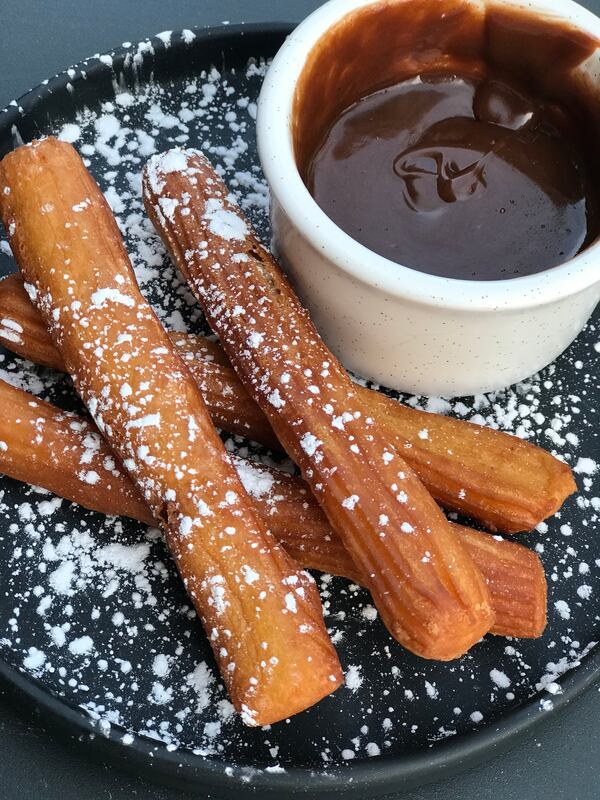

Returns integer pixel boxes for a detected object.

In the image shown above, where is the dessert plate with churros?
[0,23,598,798]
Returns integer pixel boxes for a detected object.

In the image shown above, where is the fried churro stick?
[0,274,279,449]
[363,392,575,533]
[142,150,494,661]
[0,271,574,533]
[288,520,547,641]
[0,272,65,370]
[0,378,154,524]
[0,377,546,638]
[452,525,546,639]
[0,138,343,726]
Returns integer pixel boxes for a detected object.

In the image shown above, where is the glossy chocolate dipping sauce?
[294,1,600,281]
[307,72,597,280]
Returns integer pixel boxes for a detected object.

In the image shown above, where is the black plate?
[0,24,599,799]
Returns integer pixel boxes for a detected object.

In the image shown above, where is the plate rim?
[0,22,598,798]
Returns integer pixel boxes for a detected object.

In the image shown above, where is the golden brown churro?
[365,392,575,533]
[0,378,153,524]
[0,138,343,725]
[143,149,494,661]
[0,271,574,533]
[0,377,546,639]
[0,273,279,449]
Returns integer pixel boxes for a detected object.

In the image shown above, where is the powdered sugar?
[0,31,598,776]
[299,432,322,457]
[345,664,363,692]
[203,198,249,241]
[90,287,135,308]
[575,457,597,475]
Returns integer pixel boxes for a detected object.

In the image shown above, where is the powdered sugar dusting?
[203,198,249,241]
[0,32,598,774]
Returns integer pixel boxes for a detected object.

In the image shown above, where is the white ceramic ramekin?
[257,0,600,397]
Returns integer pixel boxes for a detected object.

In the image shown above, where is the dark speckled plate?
[0,25,599,799]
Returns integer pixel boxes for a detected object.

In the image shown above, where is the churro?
[0,271,574,533]
[143,149,494,660]
[0,377,546,639]
[0,273,278,448]
[0,138,343,725]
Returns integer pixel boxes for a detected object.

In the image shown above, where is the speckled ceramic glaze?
[257,0,600,396]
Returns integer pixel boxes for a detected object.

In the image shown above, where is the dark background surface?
[1,1,599,798]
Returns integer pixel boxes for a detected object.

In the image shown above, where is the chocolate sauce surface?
[294,1,600,281]
[307,72,597,280]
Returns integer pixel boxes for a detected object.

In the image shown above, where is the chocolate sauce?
[294,1,600,281]
[307,72,597,279]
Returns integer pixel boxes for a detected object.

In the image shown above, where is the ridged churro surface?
[0,377,546,639]
[0,271,574,532]
[143,149,495,660]
[0,138,342,725]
